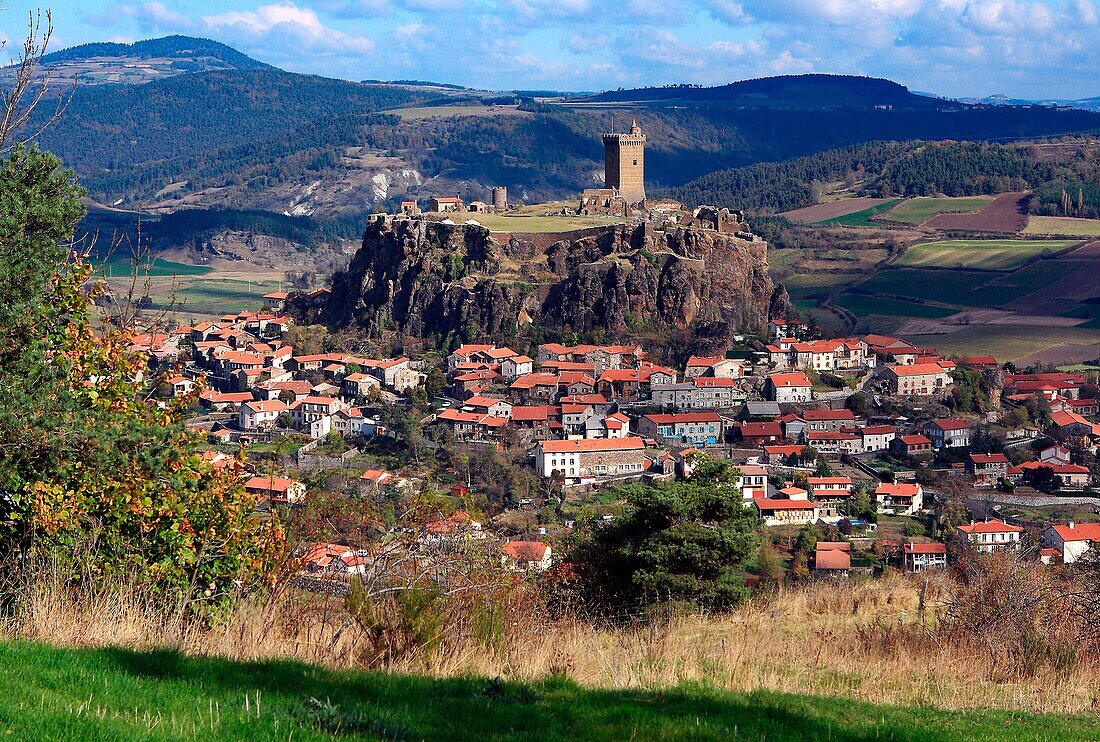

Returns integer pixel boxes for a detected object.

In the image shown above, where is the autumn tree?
[0,145,283,614]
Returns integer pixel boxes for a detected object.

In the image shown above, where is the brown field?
[923,192,1030,232]
[779,198,894,224]
[1005,241,1100,314]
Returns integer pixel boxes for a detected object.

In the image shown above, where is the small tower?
[602,119,646,204]
[491,186,508,212]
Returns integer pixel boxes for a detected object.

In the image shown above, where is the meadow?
[858,261,1080,307]
[879,196,994,225]
[459,213,624,233]
[94,256,215,278]
[2,641,1095,741]
[381,104,531,120]
[896,239,1074,271]
[1023,216,1100,236]
[900,324,1100,361]
[813,199,902,227]
[833,292,957,318]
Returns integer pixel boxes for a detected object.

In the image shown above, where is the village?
[131,288,1100,583]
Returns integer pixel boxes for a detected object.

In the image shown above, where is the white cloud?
[118,1,197,30]
[202,3,374,54]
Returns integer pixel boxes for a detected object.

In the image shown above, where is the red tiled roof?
[502,541,549,561]
[539,437,645,453]
[958,519,1023,535]
[1051,522,1100,542]
[903,542,946,554]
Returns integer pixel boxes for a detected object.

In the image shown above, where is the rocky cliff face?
[321,216,773,352]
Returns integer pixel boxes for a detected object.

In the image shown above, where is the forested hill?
[38,36,273,71]
[580,75,948,110]
[34,69,428,187]
[664,140,1100,216]
[23,39,1100,214]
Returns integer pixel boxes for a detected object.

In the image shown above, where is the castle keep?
[602,120,646,204]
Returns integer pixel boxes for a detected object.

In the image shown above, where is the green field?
[879,196,994,225]
[2,640,1098,741]
[160,279,283,313]
[833,293,957,318]
[896,240,1075,271]
[453,213,624,233]
[814,199,903,227]
[860,262,1079,307]
[95,256,215,278]
[903,325,1100,361]
[383,104,529,120]
[1023,216,1100,236]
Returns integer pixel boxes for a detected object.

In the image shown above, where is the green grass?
[833,293,957,318]
[1023,216,1100,236]
[814,199,902,227]
[382,104,527,120]
[879,196,994,225]
[149,279,283,313]
[2,640,1099,741]
[896,240,1075,271]
[859,261,1079,307]
[95,256,214,278]
[452,213,624,233]
[903,324,1100,361]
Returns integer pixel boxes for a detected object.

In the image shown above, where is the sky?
[2,0,1098,99]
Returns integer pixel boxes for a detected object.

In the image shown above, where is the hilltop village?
[116,121,1100,585]
[137,298,1100,579]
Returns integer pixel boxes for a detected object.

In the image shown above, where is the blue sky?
[3,0,1098,98]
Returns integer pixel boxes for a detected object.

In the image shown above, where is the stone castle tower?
[602,119,646,204]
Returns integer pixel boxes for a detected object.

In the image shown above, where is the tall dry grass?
[5,567,1100,715]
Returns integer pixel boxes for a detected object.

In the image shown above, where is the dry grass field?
[383,104,532,120]
[1023,216,1100,236]
[12,571,1100,716]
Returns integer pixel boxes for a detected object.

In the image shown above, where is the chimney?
[1069,521,1076,530]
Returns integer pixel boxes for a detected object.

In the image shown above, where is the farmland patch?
[896,239,1074,271]
[1023,216,1100,236]
[879,196,994,225]
[922,192,1030,232]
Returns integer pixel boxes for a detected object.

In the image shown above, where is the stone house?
[533,437,647,485]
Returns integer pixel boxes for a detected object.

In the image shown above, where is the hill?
[580,74,948,110]
[21,41,1100,216]
[28,35,272,87]
[3,640,1096,741]
[665,139,1100,215]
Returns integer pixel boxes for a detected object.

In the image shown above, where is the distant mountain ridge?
[579,74,950,110]
[40,35,272,69]
[28,35,273,86]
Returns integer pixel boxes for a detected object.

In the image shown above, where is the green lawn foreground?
[0,640,1096,741]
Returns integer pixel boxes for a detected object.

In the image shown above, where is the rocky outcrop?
[320,216,773,352]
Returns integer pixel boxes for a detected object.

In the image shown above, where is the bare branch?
[0,9,73,153]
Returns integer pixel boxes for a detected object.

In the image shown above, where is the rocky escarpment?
[320,216,773,352]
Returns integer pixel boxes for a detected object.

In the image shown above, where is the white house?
[238,399,287,431]
[501,541,552,572]
[903,542,947,572]
[875,482,923,516]
[764,372,813,404]
[534,437,647,485]
[1043,522,1100,564]
[956,519,1023,553]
